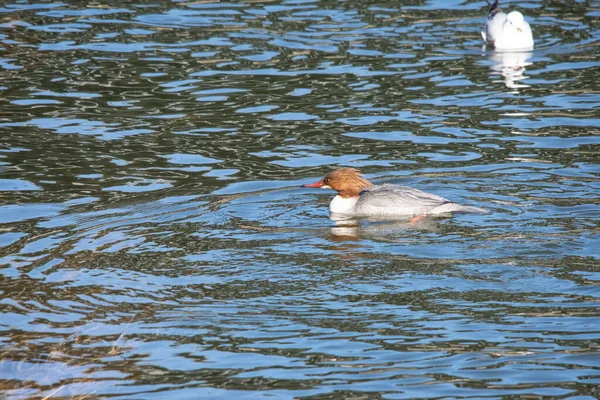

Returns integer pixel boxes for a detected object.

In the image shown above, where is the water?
[1,0,599,398]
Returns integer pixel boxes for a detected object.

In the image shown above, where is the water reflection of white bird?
[489,51,533,89]
[482,0,534,50]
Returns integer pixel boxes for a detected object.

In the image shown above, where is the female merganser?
[301,168,488,217]
[482,0,534,50]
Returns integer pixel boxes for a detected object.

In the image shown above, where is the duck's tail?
[486,0,500,16]
[433,203,489,215]
[456,205,489,214]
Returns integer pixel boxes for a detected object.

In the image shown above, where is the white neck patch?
[329,195,359,214]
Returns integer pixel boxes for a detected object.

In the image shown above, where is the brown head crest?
[322,168,372,198]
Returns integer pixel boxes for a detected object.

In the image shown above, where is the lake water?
[1,0,599,398]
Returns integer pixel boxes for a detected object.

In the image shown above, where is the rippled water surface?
[1,0,600,398]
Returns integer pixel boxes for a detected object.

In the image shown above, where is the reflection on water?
[1,0,600,398]
[487,51,533,89]
[329,213,444,241]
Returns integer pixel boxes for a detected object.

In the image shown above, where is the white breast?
[329,195,359,214]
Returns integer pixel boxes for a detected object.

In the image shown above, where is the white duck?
[482,0,534,50]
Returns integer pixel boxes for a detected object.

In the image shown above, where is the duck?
[482,0,534,50]
[301,168,488,218]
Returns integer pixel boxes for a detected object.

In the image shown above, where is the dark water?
[1,0,600,398]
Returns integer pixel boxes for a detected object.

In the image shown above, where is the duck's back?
[354,184,450,216]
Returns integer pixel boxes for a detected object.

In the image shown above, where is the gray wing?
[354,184,450,215]
[484,10,506,45]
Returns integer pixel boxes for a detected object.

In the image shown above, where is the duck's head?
[506,11,525,32]
[301,168,372,198]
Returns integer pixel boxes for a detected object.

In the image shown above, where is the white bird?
[482,0,534,50]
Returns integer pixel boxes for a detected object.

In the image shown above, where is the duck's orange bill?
[301,181,322,188]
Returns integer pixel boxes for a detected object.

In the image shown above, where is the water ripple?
[1,0,599,398]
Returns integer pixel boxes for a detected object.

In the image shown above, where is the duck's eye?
[324,178,330,184]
